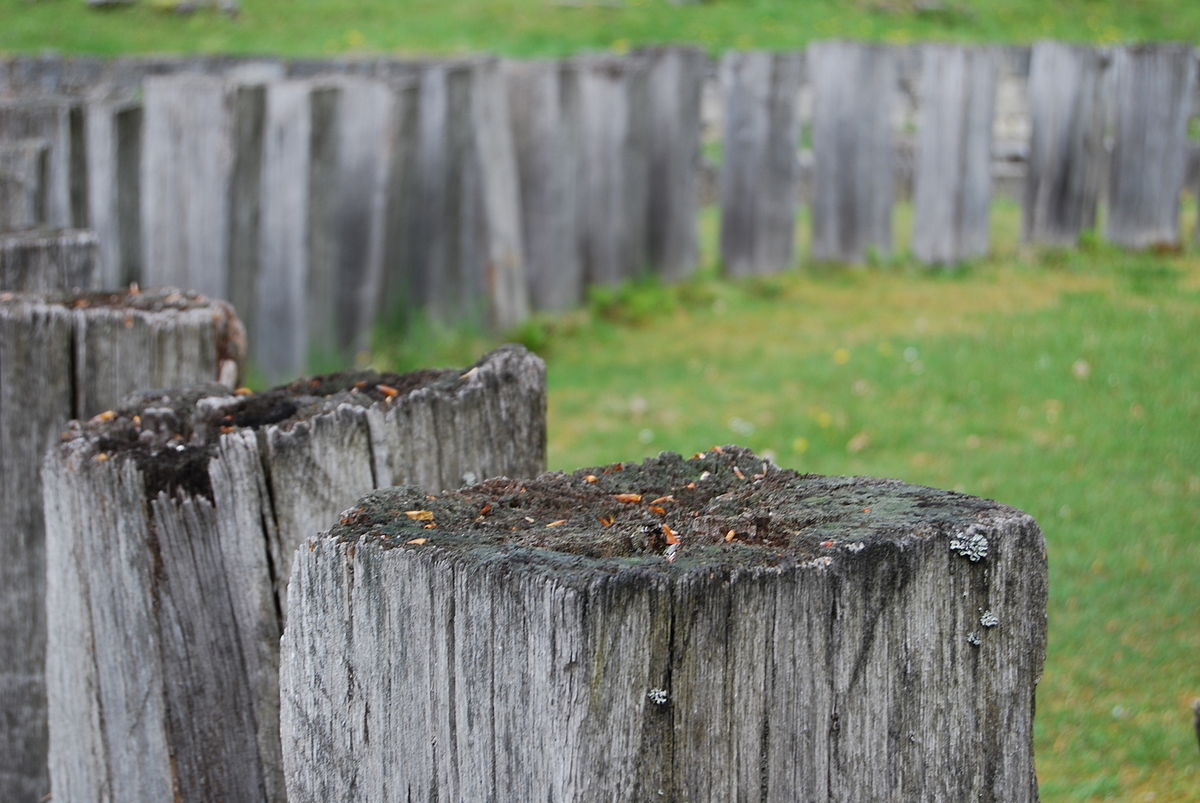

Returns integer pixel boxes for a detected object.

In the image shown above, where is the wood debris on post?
[912,46,997,265]
[42,345,546,803]
[810,42,898,264]
[0,139,49,232]
[503,59,584,312]
[570,54,651,287]
[639,46,707,282]
[0,288,243,803]
[718,51,805,276]
[1105,43,1198,250]
[0,229,97,291]
[280,446,1048,801]
[0,97,85,231]
[1023,42,1108,246]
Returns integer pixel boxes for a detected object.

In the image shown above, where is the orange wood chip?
[377,384,399,397]
[95,410,116,422]
[598,515,615,527]
[733,466,746,480]
[405,510,435,521]
[663,525,680,545]
[649,495,674,505]
[234,387,253,396]
[613,493,642,503]
[725,530,736,542]
[583,474,599,483]
[648,505,666,515]
[406,538,427,545]
[546,520,567,527]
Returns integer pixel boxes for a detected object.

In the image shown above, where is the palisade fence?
[3,41,1200,381]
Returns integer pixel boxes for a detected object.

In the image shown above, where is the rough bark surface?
[1105,43,1198,249]
[0,229,97,291]
[718,51,805,276]
[43,345,546,803]
[912,46,997,265]
[1023,42,1108,246]
[281,447,1047,802]
[810,42,897,263]
[0,288,243,803]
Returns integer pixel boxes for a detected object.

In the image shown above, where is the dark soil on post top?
[332,446,1013,577]
[0,287,215,312]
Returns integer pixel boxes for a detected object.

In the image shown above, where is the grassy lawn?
[375,200,1200,800]
[1,0,1194,57]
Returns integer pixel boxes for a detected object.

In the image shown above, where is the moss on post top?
[326,445,1025,580]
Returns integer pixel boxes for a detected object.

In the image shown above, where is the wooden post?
[640,46,707,282]
[1105,43,1198,250]
[718,51,805,276]
[0,288,243,803]
[0,97,86,231]
[0,139,48,233]
[810,42,898,264]
[912,46,997,265]
[1023,42,1107,246]
[43,345,545,803]
[0,229,97,291]
[503,59,584,312]
[280,446,1048,801]
[83,87,143,287]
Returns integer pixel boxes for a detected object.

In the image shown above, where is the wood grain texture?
[1,288,243,803]
[43,345,545,802]
[281,447,1047,801]
[810,42,897,264]
[718,51,804,276]
[1023,42,1108,246]
[0,229,97,291]
[912,46,997,265]
[1105,43,1198,249]
[83,87,143,287]
[0,139,48,233]
[0,97,83,231]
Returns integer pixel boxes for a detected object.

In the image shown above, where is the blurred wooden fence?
[2,42,1199,380]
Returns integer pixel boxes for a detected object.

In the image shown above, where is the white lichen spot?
[966,631,982,646]
[980,611,999,628]
[802,556,834,570]
[950,529,989,562]
[648,688,669,705]
[845,542,866,553]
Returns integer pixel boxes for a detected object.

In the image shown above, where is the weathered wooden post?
[43,345,545,803]
[0,229,96,291]
[0,288,243,803]
[83,86,143,287]
[503,59,584,312]
[810,42,898,263]
[1105,43,1198,249]
[281,447,1047,801]
[912,46,997,265]
[1023,42,1108,246]
[0,139,48,232]
[640,46,707,282]
[0,97,85,230]
[718,51,805,276]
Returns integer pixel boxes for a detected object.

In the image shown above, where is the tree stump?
[1023,42,1107,247]
[1105,43,1198,250]
[43,345,545,803]
[718,51,805,276]
[0,229,97,291]
[0,288,244,803]
[281,447,1047,801]
[810,42,898,264]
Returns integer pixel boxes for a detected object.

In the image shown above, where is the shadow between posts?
[42,345,545,802]
[282,446,1048,801]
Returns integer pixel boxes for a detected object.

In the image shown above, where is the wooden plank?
[42,345,546,802]
[280,447,1048,800]
[0,139,48,233]
[1023,42,1107,246]
[912,46,998,265]
[0,97,83,230]
[1105,43,1198,249]
[0,229,97,291]
[1,288,244,803]
[83,87,143,287]
[810,42,898,263]
[718,51,805,276]
[503,59,583,312]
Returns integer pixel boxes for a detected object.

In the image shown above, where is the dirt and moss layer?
[331,445,1016,575]
[0,287,223,312]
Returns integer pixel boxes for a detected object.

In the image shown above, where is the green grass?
[373,200,1200,800]
[1,0,1195,57]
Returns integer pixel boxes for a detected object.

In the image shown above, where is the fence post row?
[42,345,545,802]
[0,288,243,803]
[0,229,96,291]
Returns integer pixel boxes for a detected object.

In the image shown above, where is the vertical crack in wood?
[253,428,285,626]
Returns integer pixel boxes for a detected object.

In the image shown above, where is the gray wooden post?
[570,54,651,286]
[1105,43,1198,249]
[0,98,85,231]
[83,87,143,287]
[718,51,805,276]
[810,41,898,264]
[1023,42,1107,246]
[503,59,584,312]
[0,139,49,233]
[42,345,545,803]
[280,446,1048,801]
[0,288,243,803]
[0,229,97,291]
[640,46,707,281]
[912,46,997,265]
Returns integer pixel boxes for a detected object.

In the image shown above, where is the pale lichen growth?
[950,529,989,562]
[980,611,999,628]
[966,632,982,646]
[845,542,866,553]
[647,688,669,705]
